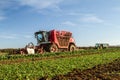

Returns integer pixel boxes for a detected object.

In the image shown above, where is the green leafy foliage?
[0,48,120,80]
[0,48,119,60]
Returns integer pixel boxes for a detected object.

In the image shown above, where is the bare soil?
[41,58,120,80]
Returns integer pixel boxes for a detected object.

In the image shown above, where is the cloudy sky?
[0,0,120,48]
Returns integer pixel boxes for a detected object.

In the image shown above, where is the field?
[52,58,120,80]
[0,48,120,80]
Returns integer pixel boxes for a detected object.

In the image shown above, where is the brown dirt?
[41,58,120,80]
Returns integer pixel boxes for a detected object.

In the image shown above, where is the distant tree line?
[0,48,19,54]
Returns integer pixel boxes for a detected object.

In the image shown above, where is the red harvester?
[20,30,76,54]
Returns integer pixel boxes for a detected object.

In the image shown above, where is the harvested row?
[0,48,119,60]
[0,48,120,64]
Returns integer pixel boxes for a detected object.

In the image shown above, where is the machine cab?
[35,31,49,44]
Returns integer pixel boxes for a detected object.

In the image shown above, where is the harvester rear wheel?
[49,44,58,53]
[69,44,76,52]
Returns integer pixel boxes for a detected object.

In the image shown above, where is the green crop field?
[0,48,120,80]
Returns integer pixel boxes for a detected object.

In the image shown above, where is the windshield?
[95,44,99,47]
[35,31,49,44]
[37,34,43,41]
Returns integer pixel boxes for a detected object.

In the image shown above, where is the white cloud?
[0,0,12,9]
[0,35,16,39]
[19,0,63,11]
[0,0,20,21]
[62,21,76,26]
[0,16,6,21]
[68,12,83,16]
[67,12,91,16]
[81,15,104,23]
[0,33,18,39]
[0,0,19,11]
[23,35,32,39]
[0,33,32,39]
[0,0,64,17]
[113,7,120,12]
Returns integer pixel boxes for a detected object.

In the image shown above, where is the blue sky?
[0,0,120,48]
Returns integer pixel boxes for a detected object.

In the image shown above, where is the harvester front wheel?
[49,44,58,53]
[69,44,76,52]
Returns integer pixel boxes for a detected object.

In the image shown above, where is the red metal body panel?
[49,30,75,49]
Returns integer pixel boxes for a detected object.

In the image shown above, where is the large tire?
[49,44,58,53]
[69,44,76,52]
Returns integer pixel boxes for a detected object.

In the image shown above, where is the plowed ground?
[42,58,120,80]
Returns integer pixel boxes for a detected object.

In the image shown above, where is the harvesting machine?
[20,30,76,54]
[95,43,109,49]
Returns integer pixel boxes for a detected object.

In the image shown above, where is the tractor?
[19,30,76,54]
[95,43,109,49]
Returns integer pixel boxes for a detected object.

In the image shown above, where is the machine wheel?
[20,49,26,54]
[69,44,76,52]
[49,44,58,52]
[37,48,43,54]
[35,46,44,54]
